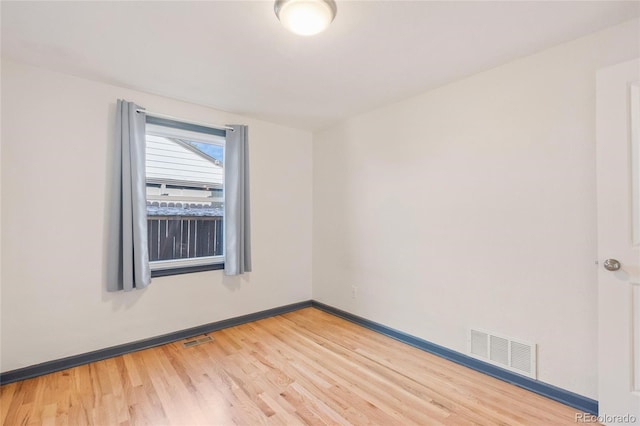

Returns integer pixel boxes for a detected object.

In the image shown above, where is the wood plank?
[0,308,591,425]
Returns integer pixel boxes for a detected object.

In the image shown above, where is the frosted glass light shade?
[275,0,337,36]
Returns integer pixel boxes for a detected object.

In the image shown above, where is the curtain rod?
[136,109,235,132]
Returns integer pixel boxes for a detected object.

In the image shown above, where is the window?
[145,117,225,276]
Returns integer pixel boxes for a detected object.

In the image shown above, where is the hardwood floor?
[1,308,585,425]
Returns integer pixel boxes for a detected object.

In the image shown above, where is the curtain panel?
[107,100,151,291]
[224,125,252,275]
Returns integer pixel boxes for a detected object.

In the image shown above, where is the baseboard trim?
[0,300,313,385]
[0,299,598,416]
[311,301,598,416]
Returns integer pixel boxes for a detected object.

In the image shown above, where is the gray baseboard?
[0,300,312,384]
[311,301,598,415]
[1,299,597,416]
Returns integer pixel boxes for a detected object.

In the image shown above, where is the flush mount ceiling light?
[274,0,337,36]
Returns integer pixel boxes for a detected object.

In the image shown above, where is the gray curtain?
[107,100,151,291]
[224,125,252,275]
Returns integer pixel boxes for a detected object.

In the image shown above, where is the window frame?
[145,116,226,277]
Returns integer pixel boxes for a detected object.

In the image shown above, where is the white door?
[597,58,640,425]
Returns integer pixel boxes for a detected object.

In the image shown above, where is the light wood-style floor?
[1,308,585,425]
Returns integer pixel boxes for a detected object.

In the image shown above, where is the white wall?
[0,60,313,372]
[312,19,640,399]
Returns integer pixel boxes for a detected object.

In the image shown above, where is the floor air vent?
[182,335,213,348]
[468,329,536,379]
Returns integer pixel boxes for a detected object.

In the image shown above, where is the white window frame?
[145,122,225,272]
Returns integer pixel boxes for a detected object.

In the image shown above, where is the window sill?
[151,262,224,278]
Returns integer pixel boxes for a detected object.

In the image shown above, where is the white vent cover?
[468,328,536,379]
[470,330,489,358]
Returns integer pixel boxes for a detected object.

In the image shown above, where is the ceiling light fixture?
[274,0,337,36]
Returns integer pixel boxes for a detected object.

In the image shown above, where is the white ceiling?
[2,1,638,131]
